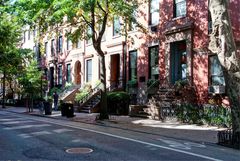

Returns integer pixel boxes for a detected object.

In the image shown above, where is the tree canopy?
[13,0,140,119]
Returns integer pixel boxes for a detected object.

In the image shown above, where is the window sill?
[112,35,121,39]
[172,16,186,21]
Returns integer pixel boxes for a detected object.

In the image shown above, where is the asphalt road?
[0,111,239,161]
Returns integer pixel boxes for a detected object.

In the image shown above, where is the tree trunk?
[98,54,109,119]
[209,0,240,133]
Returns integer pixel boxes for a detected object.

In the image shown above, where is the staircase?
[145,86,176,120]
[79,92,101,113]
[59,85,81,102]
[77,84,101,113]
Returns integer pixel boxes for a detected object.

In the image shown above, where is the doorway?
[170,40,187,84]
[74,61,81,85]
[110,54,120,88]
[49,67,54,89]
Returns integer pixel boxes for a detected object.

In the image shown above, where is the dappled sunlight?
[131,118,226,131]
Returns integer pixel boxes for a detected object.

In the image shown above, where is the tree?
[0,2,23,108]
[209,0,240,134]
[18,57,45,111]
[14,0,140,119]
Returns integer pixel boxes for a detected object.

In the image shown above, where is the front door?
[170,41,187,84]
[110,54,120,88]
[49,67,54,89]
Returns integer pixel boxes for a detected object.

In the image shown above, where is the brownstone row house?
[21,0,240,106]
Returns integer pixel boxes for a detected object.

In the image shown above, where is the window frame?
[129,50,138,80]
[209,55,225,86]
[86,59,93,82]
[113,16,121,37]
[51,39,55,56]
[58,36,63,53]
[44,42,48,56]
[58,65,62,85]
[149,0,160,26]
[173,0,186,18]
[66,64,71,83]
[148,45,159,80]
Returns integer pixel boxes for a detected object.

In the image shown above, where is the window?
[58,36,63,53]
[44,42,48,56]
[209,55,225,86]
[129,50,137,80]
[67,38,72,50]
[86,59,92,82]
[33,46,37,55]
[113,16,121,36]
[149,46,159,79]
[28,30,31,40]
[51,39,55,56]
[174,0,186,18]
[77,38,81,48]
[37,44,41,59]
[23,31,27,42]
[149,0,160,25]
[33,28,36,38]
[86,27,92,45]
[58,65,62,85]
[208,11,212,34]
[130,11,138,31]
[66,64,71,82]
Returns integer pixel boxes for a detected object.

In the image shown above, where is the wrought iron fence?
[218,130,240,149]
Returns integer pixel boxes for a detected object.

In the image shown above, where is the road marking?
[3,124,51,130]
[157,138,206,150]
[71,139,81,143]
[4,112,222,161]
[19,133,31,138]
[1,120,35,125]
[0,118,26,122]
[31,131,52,136]
[35,119,222,161]
[53,128,73,133]
[18,131,52,138]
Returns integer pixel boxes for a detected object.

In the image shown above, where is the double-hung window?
[51,39,55,56]
[174,0,186,18]
[86,59,92,82]
[44,42,48,56]
[67,37,72,50]
[113,16,121,37]
[86,27,92,45]
[209,55,225,86]
[58,36,63,53]
[129,50,137,80]
[149,46,159,79]
[58,65,62,85]
[149,0,160,25]
[66,64,71,82]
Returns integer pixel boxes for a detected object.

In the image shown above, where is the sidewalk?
[2,106,226,144]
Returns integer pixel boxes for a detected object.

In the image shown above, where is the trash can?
[60,103,67,116]
[44,101,52,115]
[65,103,74,118]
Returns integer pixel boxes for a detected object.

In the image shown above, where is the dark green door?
[170,41,187,84]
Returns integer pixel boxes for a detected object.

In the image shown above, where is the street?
[0,110,239,161]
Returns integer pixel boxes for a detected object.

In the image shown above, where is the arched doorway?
[74,61,81,85]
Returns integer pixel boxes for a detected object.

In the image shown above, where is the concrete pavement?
[1,106,227,144]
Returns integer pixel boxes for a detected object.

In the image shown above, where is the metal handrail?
[78,83,101,104]
[147,79,160,92]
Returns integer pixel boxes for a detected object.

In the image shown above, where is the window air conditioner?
[208,85,225,94]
